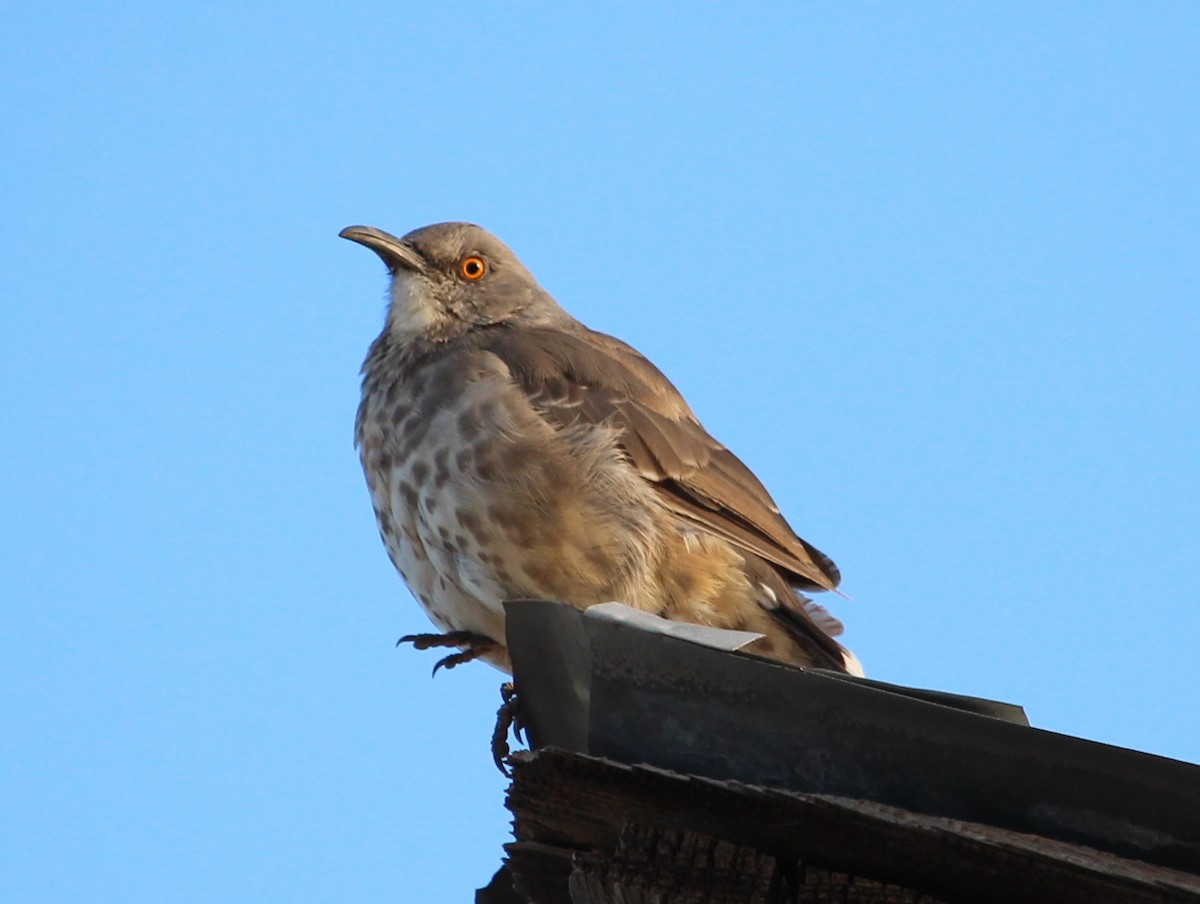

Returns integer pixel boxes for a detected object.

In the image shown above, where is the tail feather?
[749,558,864,676]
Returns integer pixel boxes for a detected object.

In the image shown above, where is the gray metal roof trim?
[503,600,1200,875]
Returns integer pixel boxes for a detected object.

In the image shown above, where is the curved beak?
[339,225,426,273]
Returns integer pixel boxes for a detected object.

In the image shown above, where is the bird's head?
[340,222,564,341]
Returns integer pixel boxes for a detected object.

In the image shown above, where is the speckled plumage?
[344,222,861,675]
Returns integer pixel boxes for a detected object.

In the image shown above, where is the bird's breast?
[357,349,666,631]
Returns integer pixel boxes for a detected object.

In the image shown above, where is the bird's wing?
[477,325,841,593]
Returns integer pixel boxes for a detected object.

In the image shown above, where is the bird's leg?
[491,682,526,776]
[396,630,499,676]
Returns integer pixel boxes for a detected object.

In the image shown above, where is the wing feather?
[477,325,841,593]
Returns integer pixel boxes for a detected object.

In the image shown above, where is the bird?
[342,222,862,677]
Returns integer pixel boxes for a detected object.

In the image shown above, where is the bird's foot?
[491,682,526,776]
[396,630,499,676]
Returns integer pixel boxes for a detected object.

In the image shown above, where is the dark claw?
[396,631,499,675]
[397,630,482,650]
[492,681,528,775]
[492,682,518,775]
[430,649,479,676]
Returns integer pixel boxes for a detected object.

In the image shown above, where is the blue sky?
[3,3,1197,901]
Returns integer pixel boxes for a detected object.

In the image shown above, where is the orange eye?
[460,256,487,280]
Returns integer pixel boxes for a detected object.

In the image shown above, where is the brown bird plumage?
[344,222,861,675]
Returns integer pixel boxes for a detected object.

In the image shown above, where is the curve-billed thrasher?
[342,222,861,676]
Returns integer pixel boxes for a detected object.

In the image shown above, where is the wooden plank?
[505,750,1200,904]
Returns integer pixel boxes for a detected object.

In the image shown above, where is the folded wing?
[477,326,842,595]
